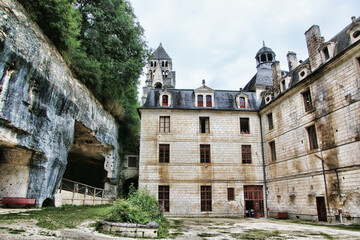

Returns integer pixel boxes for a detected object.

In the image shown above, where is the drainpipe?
[259,113,268,218]
[314,154,331,217]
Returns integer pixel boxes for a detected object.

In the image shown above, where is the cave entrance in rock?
[0,146,33,198]
[63,122,107,189]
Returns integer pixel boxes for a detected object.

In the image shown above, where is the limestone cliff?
[0,0,120,206]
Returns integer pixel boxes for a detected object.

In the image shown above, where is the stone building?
[139,17,360,222]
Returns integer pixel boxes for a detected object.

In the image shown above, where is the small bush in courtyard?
[105,185,169,237]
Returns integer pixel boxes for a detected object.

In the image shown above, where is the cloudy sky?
[131,0,359,95]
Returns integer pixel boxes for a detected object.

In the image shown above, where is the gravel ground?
[0,215,359,239]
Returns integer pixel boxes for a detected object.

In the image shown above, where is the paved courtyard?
[0,212,360,239]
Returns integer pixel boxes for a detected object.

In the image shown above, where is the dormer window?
[297,64,310,81]
[198,95,203,107]
[206,95,212,107]
[320,42,335,62]
[347,20,360,44]
[160,92,171,107]
[236,94,248,109]
[239,97,246,108]
[162,95,168,106]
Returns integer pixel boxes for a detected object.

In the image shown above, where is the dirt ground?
[0,215,360,239]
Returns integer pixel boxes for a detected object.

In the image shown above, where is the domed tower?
[255,41,276,67]
[244,42,276,99]
[141,43,176,105]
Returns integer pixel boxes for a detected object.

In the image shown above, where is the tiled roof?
[152,43,171,60]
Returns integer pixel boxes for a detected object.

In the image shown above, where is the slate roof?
[152,43,171,60]
[139,89,262,111]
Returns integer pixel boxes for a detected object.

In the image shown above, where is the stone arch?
[42,198,55,207]
[122,177,139,197]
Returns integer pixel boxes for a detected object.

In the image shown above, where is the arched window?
[197,95,203,107]
[165,61,168,67]
[260,54,266,62]
[206,95,212,107]
[151,61,154,67]
[267,54,273,61]
[162,95,168,106]
[239,97,246,108]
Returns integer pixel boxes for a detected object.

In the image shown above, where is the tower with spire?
[141,43,176,105]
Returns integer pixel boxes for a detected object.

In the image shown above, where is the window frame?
[307,125,319,150]
[267,113,273,130]
[206,95,212,107]
[159,116,170,133]
[302,89,313,112]
[199,117,210,133]
[201,186,212,212]
[162,95,169,107]
[197,95,203,107]
[241,145,252,164]
[240,118,250,134]
[269,141,276,162]
[128,156,137,168]
[158,185,170,212]
[159,144,170,163]
[200,144,211,163]
[227,188,235,201]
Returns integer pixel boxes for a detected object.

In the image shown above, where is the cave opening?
[63,122,107,189]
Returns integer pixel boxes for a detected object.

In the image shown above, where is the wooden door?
[316,197,327,222]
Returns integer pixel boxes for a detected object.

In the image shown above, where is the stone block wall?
[139,109,264,216]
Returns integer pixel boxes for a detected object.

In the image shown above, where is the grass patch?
[308,232,335,239]
[231,229,282,240]
[8,228,26,234]
[198,232,220,237]
[0,204,112,230]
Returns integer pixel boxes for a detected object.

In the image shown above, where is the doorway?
[316,196,327,222]
[244,185,264,218]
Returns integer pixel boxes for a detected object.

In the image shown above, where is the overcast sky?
[131,0,359,95]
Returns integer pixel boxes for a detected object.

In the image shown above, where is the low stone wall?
[98,220,159,238]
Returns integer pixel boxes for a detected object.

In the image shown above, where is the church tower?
[141,43,176,105]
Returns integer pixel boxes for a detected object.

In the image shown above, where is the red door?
[244,185,264,218]
[316,197,327,222]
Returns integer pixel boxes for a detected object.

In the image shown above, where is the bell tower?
[141,43,176,105]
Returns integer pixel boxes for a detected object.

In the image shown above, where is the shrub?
[106,199,151,224]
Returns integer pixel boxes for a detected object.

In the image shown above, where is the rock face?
[0,0,120,206]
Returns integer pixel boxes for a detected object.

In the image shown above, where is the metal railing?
[60,178,106,205]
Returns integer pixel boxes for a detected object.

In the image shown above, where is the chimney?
[271,61,282,97]
[286,51,298,71]
[305,25,323,71]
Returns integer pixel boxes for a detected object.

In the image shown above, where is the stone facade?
[139,17,360,222]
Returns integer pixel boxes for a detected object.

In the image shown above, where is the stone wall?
[0,0,120,206]
[260,40,360,222]
[139,109,264,216]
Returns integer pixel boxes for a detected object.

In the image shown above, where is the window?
[239,97,246,108]
[158,185,169,212]
[206,95,212,107]
[267,113,273,130]
[162,95,169,107]
[200,144,210,163]
[159,144,170,163]
[269,141,276,162]
[201,186,212,211]
[267,53,273,61]
[200,117,210,133]
[323,47,330,60]
[128,157,137,167]
[307,125,319,150]
[228,188,234,201]
[281,80,286,91]
[162,61,165,67]
[242,145,252,164]
[240,118,250,134]
[159,116,170,133]
[197,95,203,107]
[302,90,313,112]
[260,54,266,62]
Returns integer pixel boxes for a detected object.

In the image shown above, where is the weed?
[8,228,26,234]
[198,233,220,238]
[231,229,282,240]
